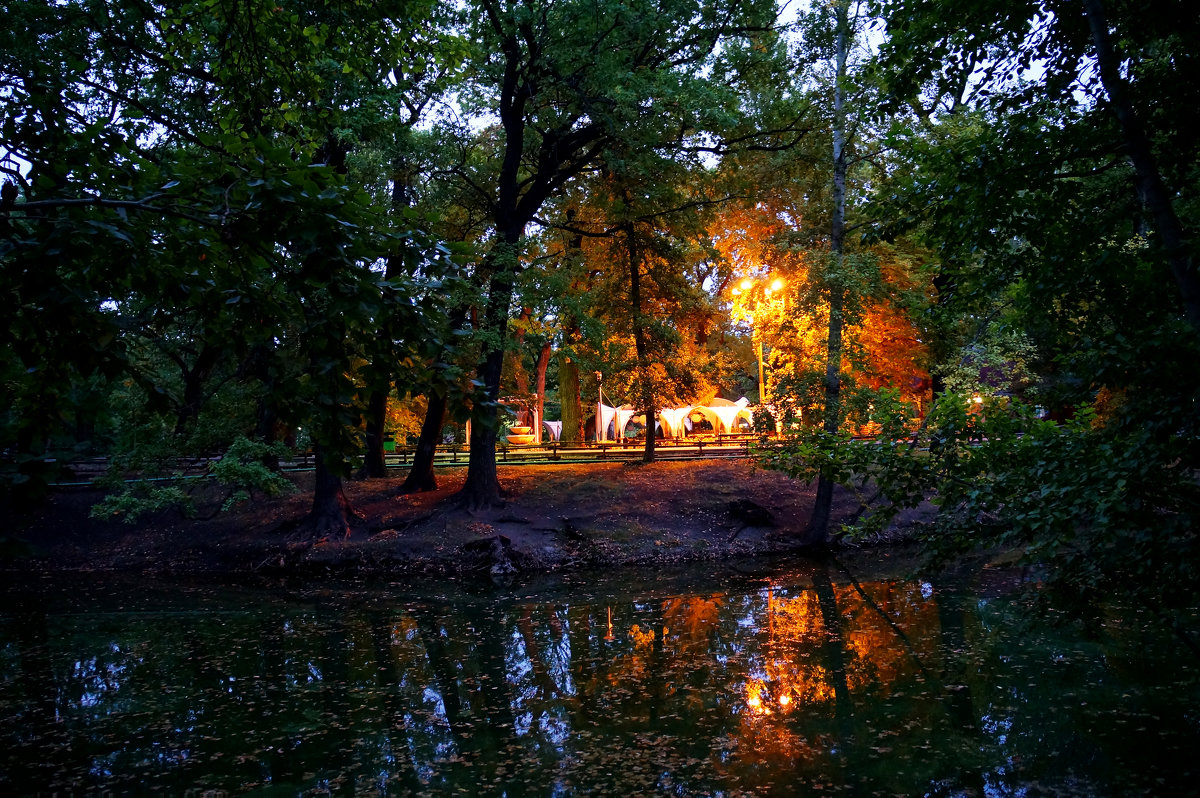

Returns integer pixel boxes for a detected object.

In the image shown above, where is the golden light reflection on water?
[6,569,1190,795]
[577,578,945,779]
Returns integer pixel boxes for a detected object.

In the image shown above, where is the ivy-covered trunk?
[559,219,584,444]
[559,355,582,443]
[534,339,551,435]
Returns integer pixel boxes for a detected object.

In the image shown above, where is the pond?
[2,552,1198,796]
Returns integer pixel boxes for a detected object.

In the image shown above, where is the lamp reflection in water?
[743,583,810,717]
[745,678,795,715]
[746,680,768,714]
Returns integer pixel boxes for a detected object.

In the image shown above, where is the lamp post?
[594,371,605,442]
[732,275,784,404]
[756,338,767,404]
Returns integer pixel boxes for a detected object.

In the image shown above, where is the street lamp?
[731,275,785,404]
[594,371,606,442]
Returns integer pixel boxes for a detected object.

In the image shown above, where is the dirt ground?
[2,459,926,577]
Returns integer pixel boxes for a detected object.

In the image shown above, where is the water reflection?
[2,557,1198,795]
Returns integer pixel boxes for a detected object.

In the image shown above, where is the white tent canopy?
[708,397,751,435]
[596,398,754,441]
[657,405,693,438]
[597,404,639,441]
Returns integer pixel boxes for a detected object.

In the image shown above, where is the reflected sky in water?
[2,553,1198,795]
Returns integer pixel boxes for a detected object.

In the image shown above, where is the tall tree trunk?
[809,0,850,544]
[459,253,518,508]
[401,304,466,492]
[1082,0,1200,332]
[248,343,282,471]
[362,162,413,478]
[559,213,585,444]
[254,402,281,472]
[173,343,220,436]
[361,387,390,479]
[512,307,533,395]
[560,355,582,442]
[461,350,505,508]
[929,272,954,399]
[455,0,534,509]
[400,390,447,493]
[626,221,657,463]
[306,443,356,538]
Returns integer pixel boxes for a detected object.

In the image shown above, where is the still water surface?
[2,552,1198,796]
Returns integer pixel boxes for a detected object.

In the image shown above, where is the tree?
[598,174,720,461]
[396,140,490,494]
[1,0,449,535]
[351,4,467,480]
[807,0,856,543]
[1079,0,1200,331]
[720,0,928,541]
[447,0,789,507]
[874,0,1200,333]
[813,0,1200,617]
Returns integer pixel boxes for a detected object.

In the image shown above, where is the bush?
[90,436,294,523]
[755,392,1200,621]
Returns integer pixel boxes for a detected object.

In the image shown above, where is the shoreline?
[3,460,928,578]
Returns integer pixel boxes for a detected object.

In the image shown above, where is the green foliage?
[209,437,294,511]
[750,405,777,437]
[89,436,295,523]
[831,0,1200,625]
[937,319,1038,400]
[90,484,194,525]
[1,0,460,513]
[767,367,916,437]
[757,388,1200,615]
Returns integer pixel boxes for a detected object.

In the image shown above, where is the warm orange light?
[746,680,770,714]
[770,278,784,292]
[740,277,753,291]
[778,693,791,706]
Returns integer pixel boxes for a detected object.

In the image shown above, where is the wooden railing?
[45,435,760,487]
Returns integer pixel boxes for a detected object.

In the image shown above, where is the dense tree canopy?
[759,0,1200,617]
